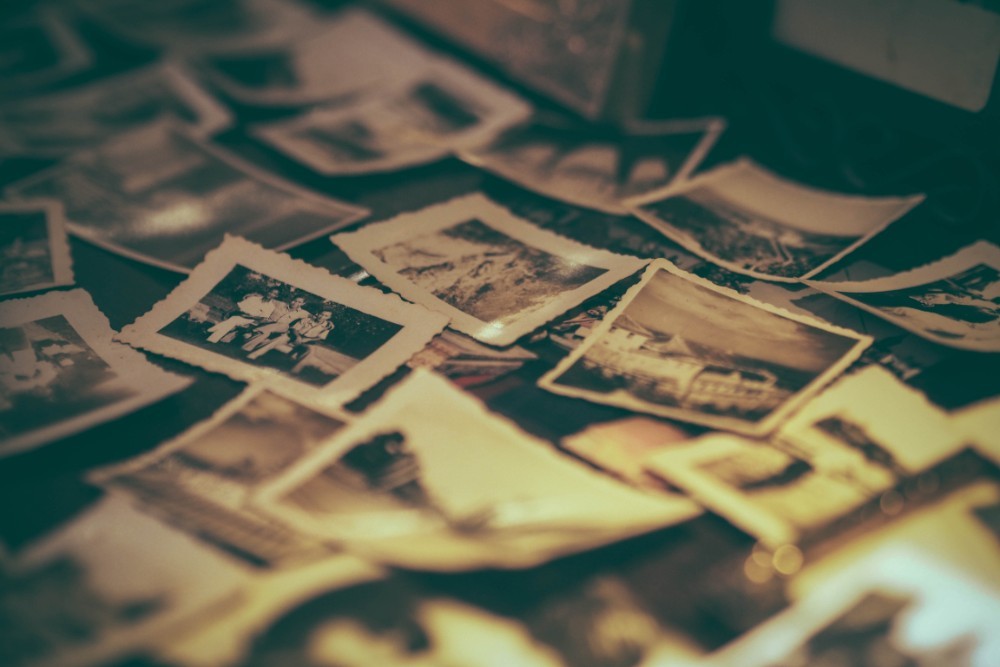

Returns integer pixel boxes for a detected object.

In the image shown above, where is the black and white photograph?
[252,57,531,175]
[462,115,725,215]
[0,8,91,94]
[0,201,73,298]
[0,290,190,457]
[6,121,369,273]
[333,193,647,346]
[406,330,537,388]
[117,236,448,405]
[627,159,924,282]
[807,241,1000,352]
[0,62,231,157]
[92,386,349,566]
[0,495,246,667]
[253,369,699,570]
[540,260,871,435]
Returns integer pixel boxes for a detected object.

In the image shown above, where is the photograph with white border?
[461,115,725,215]
[252,57,532,175]
[333,193,647,346]
[539,260,871,435]
[253,369,700,571]
[117,236,448,405]
[91,385,351,567]
[627,158,924,282]
[0,62,231,157]
[0,8,92,94]
[806,241,1000,352]
[0,289,191,457]
[0,200,74,298]
[6,120,369,273]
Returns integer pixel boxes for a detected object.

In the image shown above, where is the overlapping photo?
[462,115,725,215]
[253,58,532,175]
[628,159,924,282]
[6,121,368,273]
[406,330,537,388]
[0,289,190,457]
[0,200,74,298]
[807,241,1000,352]
[117,236,448,404]
[333,193,647,346]
[252,369,699,570]
[540,260,870,435]
[0,8,91,94]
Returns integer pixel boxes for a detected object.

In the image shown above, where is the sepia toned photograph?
[0,201,73,298]
[253,369,699,570]
[0,290,190,458]
[118,236,448,405]
[628,159,925,282]
[0,8,91,94]
[807,241,1000,352]
[462,115,725,215]
[253,57,531,175]
[92,386,349,566]
[6,121,368,273]
[540,260,871,435]
[333,193,647,346]
[0,62,230,157]
[1,495,246,667]
[406,330,537,388]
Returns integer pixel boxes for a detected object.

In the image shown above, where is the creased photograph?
[806,241,1000,352]
[627,158,924,282]
[6,121,369,273]
[333,193,647,346]
[0,200,74,298]
[0,289,191,457]
[540,260,870,435]
[117,236,448,405]
[253,369,700,570]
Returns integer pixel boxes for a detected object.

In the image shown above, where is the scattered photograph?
[253,57,531,174]
[462,115,725,214]
[92,386,350,566]
[0,62,231,157]
[540,260,871,435]
[406,330,537,388]
[0,200,73,298]
[199,7,434,106]
[6,121,369,273]
[0,8,91,94]
[807,241,1000,352]
[0,289,190,457]
[253,369,699,570]
[333,193,647,346]
[0,494,246,667]
[627,158,924,282]
[117,236,448,405]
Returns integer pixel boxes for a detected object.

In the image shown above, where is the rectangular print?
[6,121,369,273]
[539,260,871,435]
[117,236,448,405]
[0,289,190,457]
[333,193,647,346]
[0,200,73,298]
[253,369,699,570]
[807,241,1000,352]
[628,158,924,282]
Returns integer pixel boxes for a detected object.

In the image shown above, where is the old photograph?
[333,193,647,346]
[0,290,190,457]
[0,62,231,157]
[92,386,349,566]
[0,201,73,298]
[253,369,699,570]
[6,121,369,273]
[627,159,924,282]
[253,57,531,175]
[540,260,871,435]
[461,115,724,215]
[0,8,91,94]
[807,241,1000,352]
[406,330,537,388]
[117,236,447,405]
[1,495,246,667]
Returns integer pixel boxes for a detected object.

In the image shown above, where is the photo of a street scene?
[158,265,402,387]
